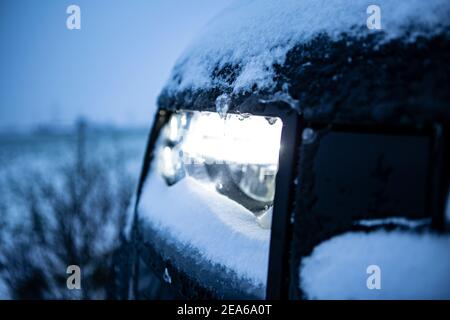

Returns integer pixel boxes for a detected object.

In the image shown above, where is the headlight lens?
[139,110,283,298]
[156,111,282,226]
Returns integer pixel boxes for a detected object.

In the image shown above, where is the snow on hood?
[164,0,450,95]
[300,230,450,299]
[138,173,271,290]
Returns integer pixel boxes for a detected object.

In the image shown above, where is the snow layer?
[165,0,450,94]
[300,230,450,299]
[138,173,271,287]
[356,217,430,228]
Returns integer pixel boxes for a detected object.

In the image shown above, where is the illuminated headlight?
[155,111,283,229]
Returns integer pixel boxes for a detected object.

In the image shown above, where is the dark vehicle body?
[111,1,450,300]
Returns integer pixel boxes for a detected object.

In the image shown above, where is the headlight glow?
[182,112,282,165]
[155,111,283,228]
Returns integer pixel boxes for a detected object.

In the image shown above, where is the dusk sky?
[0,0,234,130]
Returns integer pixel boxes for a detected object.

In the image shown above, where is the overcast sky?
[0,0,234,130]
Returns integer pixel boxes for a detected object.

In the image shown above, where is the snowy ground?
[0,130,147,224]
[0,129,148,299]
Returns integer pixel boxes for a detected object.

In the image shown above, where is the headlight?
[156,111,282,228]
[138,110,283,298]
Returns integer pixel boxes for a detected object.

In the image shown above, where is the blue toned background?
[0,0,233,299]
[0,0,233,130]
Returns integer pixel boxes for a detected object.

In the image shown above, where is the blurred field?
[0,126,148,299]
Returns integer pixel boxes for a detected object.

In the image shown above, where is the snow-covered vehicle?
[112,0,450,299]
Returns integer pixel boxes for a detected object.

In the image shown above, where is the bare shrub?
[0,128,135,299]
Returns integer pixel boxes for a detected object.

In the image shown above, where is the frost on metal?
[259,84,300,110]
[355,217,431,229]
[215,93,231,118]
[300,230,450,299]
[163,0,450,96]
[301,128,316,144]
[163,268,172,284]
